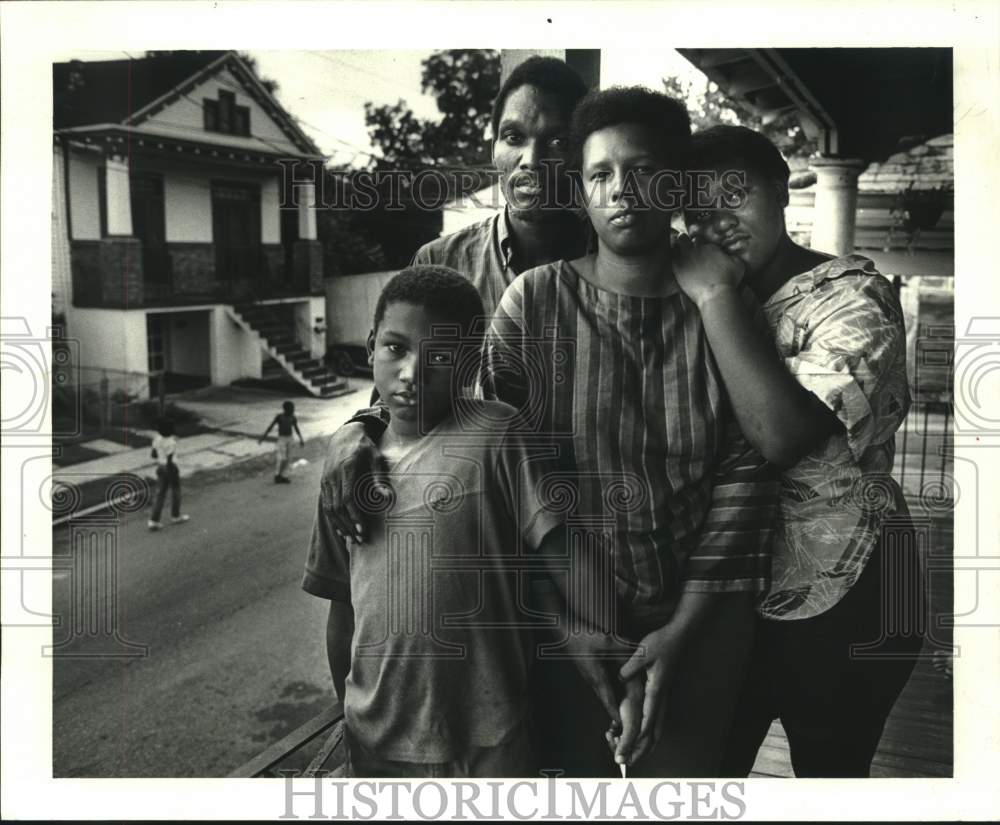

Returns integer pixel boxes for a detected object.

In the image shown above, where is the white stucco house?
[53,51,343,398]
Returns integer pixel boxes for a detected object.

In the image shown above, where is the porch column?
[297,182,317,241]
[500,49,601,89]
[104,154,133,236]
[809,157,866,255]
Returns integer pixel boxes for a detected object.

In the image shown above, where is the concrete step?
[311,376,340,389]
[318,382,352,398]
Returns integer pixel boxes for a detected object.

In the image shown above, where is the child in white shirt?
[149,418,190,530]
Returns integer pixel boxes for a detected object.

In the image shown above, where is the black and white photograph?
[1,1,997,821]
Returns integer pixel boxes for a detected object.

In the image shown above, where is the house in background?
[784,133,955,398]
[53,51,345,398]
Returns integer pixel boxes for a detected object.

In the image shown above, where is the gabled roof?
[53,51,322,158]
[54,51,226,129]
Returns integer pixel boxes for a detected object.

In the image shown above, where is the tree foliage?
[237,52,279,95]
[317,168,387,277]
[364,49,501,172]
[663,74,818,168]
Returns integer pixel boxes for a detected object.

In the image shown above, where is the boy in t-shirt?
[302,265,565,777]
[259,400,304,483]
[148,417,190,530]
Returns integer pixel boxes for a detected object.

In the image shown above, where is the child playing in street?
[302,265,566,777]
[148,417,190,530]
[260,400,304,483]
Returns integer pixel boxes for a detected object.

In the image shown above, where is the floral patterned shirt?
[759,254,911,620]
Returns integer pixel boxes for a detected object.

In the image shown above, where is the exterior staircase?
[227,304,350,398]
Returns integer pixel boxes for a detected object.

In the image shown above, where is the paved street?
[52,436,341,777]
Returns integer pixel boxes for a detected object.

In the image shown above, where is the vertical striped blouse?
[486,257,778,629]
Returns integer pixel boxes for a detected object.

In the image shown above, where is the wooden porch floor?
[238,510,954,780]
[749,654,953,778]
[750,508,954,779]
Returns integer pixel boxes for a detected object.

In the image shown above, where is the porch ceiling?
[677,48,953,162]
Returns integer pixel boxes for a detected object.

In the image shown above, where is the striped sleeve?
[484,274,532,411]
[681,418,778,593]
[410,242,433,266]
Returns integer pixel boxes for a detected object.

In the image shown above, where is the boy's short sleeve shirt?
[302,401,565,762]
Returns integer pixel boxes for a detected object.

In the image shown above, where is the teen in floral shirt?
[676,125,923,777]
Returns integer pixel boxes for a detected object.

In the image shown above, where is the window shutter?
[204,98,218,132]
[236,105,250,136]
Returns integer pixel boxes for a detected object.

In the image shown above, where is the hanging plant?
[886,185,948,252]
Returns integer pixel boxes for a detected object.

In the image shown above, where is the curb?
[51,434,331,527]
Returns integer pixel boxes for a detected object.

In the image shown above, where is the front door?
[146,313,171,398]
[130,173,170,297]
[212,182,261,299]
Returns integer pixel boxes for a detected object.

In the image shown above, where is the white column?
[261,177,280,244]
[297,182,317,240]
[104,154,133,236]
[809,157,865,256]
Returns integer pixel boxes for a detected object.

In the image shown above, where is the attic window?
[203,89,250,137]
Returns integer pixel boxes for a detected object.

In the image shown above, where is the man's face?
[493,84,573,222]
[581,122,674,256]
[684,163,787,275]
[370,302,457,436]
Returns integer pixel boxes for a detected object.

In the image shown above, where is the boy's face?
[493,84,574,222]
[370,301,459,436]
[683,162,787,276]
[580,122,674,256]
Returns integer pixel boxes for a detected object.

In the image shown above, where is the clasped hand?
[565,622,685,769]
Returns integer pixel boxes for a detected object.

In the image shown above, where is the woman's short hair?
[688,125,791,186]
[569,86,692,168]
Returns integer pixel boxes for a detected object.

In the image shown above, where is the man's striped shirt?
[412,208,591,319]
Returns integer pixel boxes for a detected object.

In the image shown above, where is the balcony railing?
[71,239,316,308]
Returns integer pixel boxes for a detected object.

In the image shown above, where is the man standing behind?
[322,56,592,541]
[412,56,591,318]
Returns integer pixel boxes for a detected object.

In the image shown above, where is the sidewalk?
[52,380,373,523]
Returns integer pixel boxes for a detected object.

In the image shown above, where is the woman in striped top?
[487,88,779,777]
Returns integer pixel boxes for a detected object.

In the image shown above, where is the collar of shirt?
[496,208,515,270]
[765,253,878,309]
[495,207,594,273]
[562,255,683,303]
